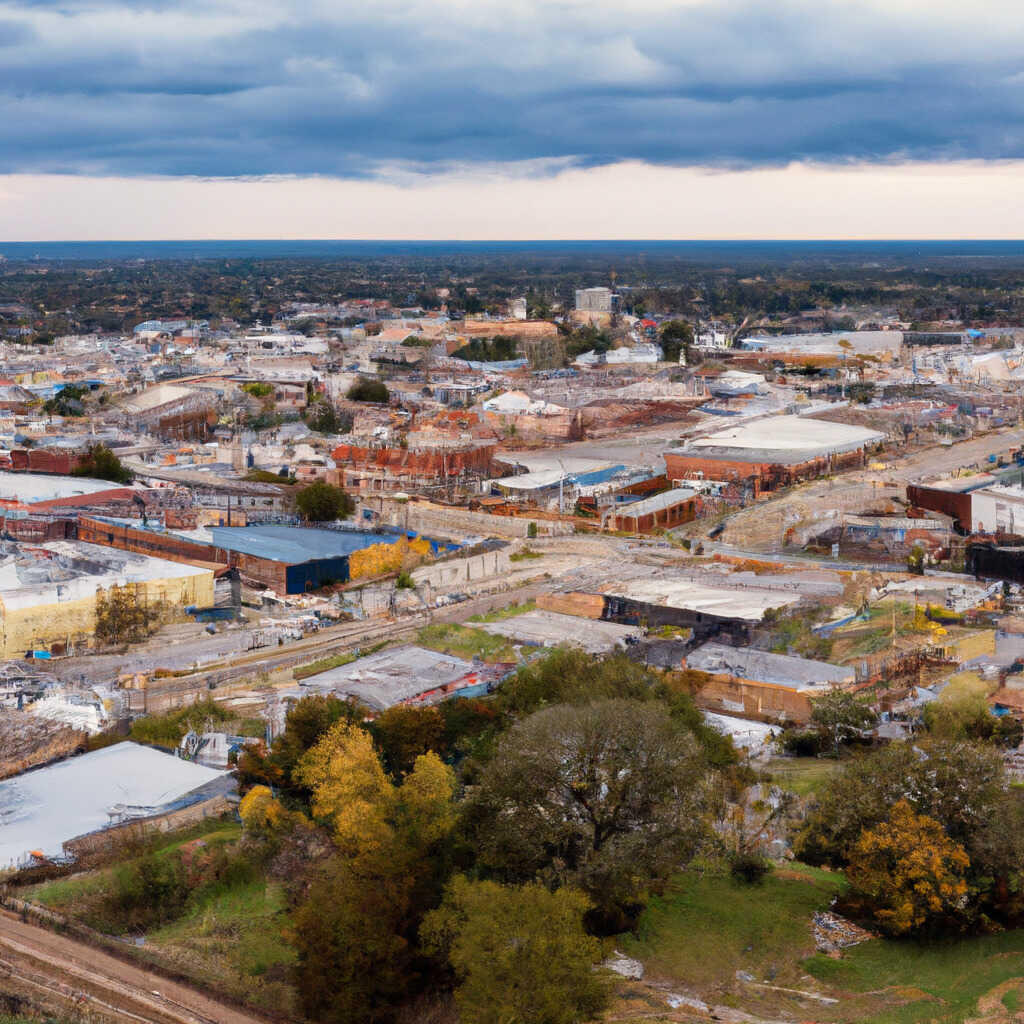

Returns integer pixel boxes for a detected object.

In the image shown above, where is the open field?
[765,757,842,797]
[614,860,1024,1024]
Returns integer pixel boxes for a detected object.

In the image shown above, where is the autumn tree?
[290,726,458,1023]
[846,800,970,936]
[809,688,877,756]
[468,699,712,931]
[236,694,367,795]
[796,740,1024,924]
[421,877,609,1024]
[295,722,395,857]
[95,583,157,645]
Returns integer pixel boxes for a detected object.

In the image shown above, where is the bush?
[729,851,772,884]
[395,570,415,589]
[346,377,390,403]
[294,481,354,522]
[72,443,133,484]
[781,729,826,757]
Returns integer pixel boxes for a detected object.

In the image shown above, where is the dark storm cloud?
[2,0,1024,177]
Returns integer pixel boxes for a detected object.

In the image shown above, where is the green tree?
[305,401,350,434]
[809,688,877,757]
[346,377,390,403]
[421,877,608,1024]
[44,382,89,416]
[468,699,711,931]
[294,481,354,522]
[659,319,694,363]
[73,444,134,484]
[372,705,446,778]
[846,799,970,936]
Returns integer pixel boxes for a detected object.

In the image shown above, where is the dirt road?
[0,908,273,1023]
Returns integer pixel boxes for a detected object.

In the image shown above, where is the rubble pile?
[813,910,874,954]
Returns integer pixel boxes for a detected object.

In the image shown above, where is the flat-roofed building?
[664,415,885,494]
[297,645,512,711]
[685,641,855,724]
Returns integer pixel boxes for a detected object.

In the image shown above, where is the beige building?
[0,540,214,658]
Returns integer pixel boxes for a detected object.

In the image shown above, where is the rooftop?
[0,471,126,504]
[300,644,503,710]
[605,577,801,622]
[671,415,884,463]
[616,487,697,517]
[199,524,408,564]
[687,642,854,690]
[0,742,224,866]
[478,610,641,654]
[0,540,212,611]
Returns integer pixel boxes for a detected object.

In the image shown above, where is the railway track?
[0,908,269,1024]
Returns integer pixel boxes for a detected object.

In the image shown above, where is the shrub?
[729,851,773,884]
[346,377,390,403]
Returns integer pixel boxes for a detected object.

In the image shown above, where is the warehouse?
[602,576,801,642]
[79,517,457,593]
[0,539,214,658]
[664,415,885,494]
[0,742,226,868]
[607,487,698,532]
[686,642,855,724]
[478,609,642,654]
[297,645,512,711]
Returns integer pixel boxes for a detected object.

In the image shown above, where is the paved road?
[0,907,270,1024]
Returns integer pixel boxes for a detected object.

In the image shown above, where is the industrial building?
[297,644,512,711]
[0,470,130,505]
[0,742,227,868]
[607,488,698,532]
[118,383,219,440]
[78,517,457,593]
[0,540,214,658]
[602,576,802,642]
[685,641,855,724]
[664,415,885,494]
[574,287,617,313]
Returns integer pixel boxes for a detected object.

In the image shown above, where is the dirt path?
[0,908,274,1024]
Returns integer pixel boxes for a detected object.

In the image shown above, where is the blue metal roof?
[207,525,402,564]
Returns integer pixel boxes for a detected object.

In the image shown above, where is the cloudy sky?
[2,0,1024,239]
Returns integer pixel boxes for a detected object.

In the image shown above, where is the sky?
[2,0,1024,240]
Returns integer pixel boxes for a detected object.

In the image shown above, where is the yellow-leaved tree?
[846,798,970,935]
[238,784,296,836]
[295,722,395,856]
[290,724,458,1024]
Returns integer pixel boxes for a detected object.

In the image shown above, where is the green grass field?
[766,756,842,796]
[617,859,1024,1024]
[621,860,846,995]
[807,931,1024,1023]
[147,878,297,1014]
[24,817,297,1016]
[416,622,521,662]
[468,599,536,623]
